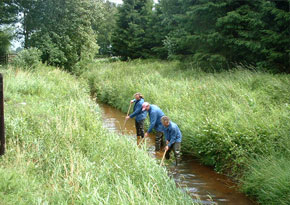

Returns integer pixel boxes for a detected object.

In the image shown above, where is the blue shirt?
[163,122,182,147]
[129,98,147,122]
[147,105,165,133]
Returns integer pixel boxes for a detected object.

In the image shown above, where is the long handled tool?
[138,136,146,146]
[160,149,168,166]
[122,103,132,133]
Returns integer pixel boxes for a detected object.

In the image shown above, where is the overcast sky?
[108,0,123,4]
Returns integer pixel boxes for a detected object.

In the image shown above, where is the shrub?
[11,48,42,69]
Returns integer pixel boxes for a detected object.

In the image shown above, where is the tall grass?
[241,154,290,205]
[81,59,290,204]
[0,65,194,204]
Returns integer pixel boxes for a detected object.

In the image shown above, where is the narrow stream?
[98,102,256,205]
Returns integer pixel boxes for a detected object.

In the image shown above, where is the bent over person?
[142,102,165,151]
[126,93,147,138]
[161,116,182,165]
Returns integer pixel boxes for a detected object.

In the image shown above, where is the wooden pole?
[0,74,5,155]
[122,103,132,133]
[160,150,167,166]
[138,137,146,147]
[126,103,132,116]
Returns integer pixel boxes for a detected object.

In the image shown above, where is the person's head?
[142,102,150,111]
[134,92,143,100]
[161,116,170,127]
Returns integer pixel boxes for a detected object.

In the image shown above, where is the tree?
[159,0,290,72]
[0,30,13,59]
[0,1,18,60]
[0,0,18,25]
[12,0,39,48]
[16,0,101,70]
[257,0,290,72]
[93,1,117,56]
[112,0,154,59]
[147,1,168,59]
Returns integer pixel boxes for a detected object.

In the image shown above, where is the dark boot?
[135,120,145,138]
[165,148,171,160]
[155,132,163,151]
[173,142,181,166]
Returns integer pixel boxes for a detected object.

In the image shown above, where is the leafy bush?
[0,30,12,58]
[11,48,42,69]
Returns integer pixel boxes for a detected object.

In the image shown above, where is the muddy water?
[98,103,255,205]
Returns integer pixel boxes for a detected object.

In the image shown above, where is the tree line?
[113,0,290,72]
[0,0,116,70]
[1,0,289,72]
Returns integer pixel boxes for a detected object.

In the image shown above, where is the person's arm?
[130,99,136,104]
[168,128,178,147]
[147,112,157,133]
[129,101,142,118]
[164,128,169,142]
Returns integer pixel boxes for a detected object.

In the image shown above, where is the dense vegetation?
[112,0,154,59]
[113,0,290,72]
[0,65,194,204]
[1,0,289,204]
[0,0,17,61]
[0,0,116,69]
[1,0,289,72]
[81,60,290,204]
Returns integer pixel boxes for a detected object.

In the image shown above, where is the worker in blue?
[126,93,147,139]
[142,102,165,151]
[161,116,182,165]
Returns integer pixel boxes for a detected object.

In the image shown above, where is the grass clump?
[241,154,290,205]
[1,65,194,204]
[80,59,290,204]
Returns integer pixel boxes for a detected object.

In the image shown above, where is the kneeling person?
[161,116,182,165]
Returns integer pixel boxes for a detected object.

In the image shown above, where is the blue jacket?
[147,105,165,133]
[163,122,182,147]
[129,98,147,122]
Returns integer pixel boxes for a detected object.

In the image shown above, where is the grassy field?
[0,65,194,204]
[81,59,290,204]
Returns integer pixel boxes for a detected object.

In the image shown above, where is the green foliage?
[241,154,290,205]
[81,59,290,204]
[0,0,16,58]
[0,168,40,204]
[1,65,194,204]
[11,48,41,69]
[0,0,18,25]
[158,0,290,72]
[3,0,289,72]
[12,0,101,70]
[112,0,155,59]
[94,1,117,56]
[149,2,171,59]
[0,30,12,57]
